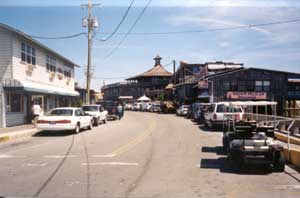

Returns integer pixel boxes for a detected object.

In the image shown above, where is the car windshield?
[48,109,73,116]
[82,106,98,111]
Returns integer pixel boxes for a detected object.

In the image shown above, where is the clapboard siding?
[12,34,75,90]
[0,26,13,81]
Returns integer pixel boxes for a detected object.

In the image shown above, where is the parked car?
[149,103,161,113]
[82,105,108,126]
[204,102,244,129]
[99,101,118,120]
[133,102,141,111]
[36,107,93,133]
[176,105,190,116]
[124,103,133,110]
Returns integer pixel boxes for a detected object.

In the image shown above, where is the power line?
[103,0,152,59]
[99,0,136,42]
[29,18,300,40]
[30,32,86,39]
[97,18,300,36]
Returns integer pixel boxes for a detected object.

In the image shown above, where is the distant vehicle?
[36,107,93,133]
[204,102,244,128]
[176,105,190,116]
[133,102,141,111]
[192,103,210,123]
[99,101,118,120]
[149,103,161,113]
[124,103,133,110]
[82,105,108,126]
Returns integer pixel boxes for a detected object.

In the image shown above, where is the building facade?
[102,55,173,101]
[0,23,79,127]
[205,67,300,117]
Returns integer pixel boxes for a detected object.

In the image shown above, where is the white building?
[0,23,79,128]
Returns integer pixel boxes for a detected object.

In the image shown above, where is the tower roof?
[127,55,173,80]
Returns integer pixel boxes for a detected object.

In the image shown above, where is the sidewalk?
[0,124,40,143]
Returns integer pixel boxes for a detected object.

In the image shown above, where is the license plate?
[49,121,56,125]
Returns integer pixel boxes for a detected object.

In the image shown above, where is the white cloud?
[167,15,271,35]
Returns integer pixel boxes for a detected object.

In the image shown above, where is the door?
[32,95,44,115]
[79,109,90,127]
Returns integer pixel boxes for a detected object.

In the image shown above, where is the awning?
[22,81,79,96]
[118,96,133,100]
[2,79,79,97]
[288,78,300,83]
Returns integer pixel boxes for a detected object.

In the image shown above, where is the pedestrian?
[117,103,124,120]
[32,102,42,124]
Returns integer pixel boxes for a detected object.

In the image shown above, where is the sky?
[0,0,300,91]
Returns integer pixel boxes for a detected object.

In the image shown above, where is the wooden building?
[102,55,173,101]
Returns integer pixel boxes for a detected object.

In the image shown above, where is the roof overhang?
[2,79,79,97]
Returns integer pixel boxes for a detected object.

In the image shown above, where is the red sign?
[198,80,208,89]
[227,92,267,100]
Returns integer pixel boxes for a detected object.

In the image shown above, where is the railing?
[233,113,300,162]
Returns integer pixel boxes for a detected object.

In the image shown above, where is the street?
[0,112,299,198]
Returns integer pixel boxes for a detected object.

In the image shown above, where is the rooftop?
[0,23,80,67]
[127,55,173,80]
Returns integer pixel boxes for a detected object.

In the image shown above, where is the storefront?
[205,67,300,117]
[1,79,79,127]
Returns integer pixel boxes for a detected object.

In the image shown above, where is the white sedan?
[36,107,93,133]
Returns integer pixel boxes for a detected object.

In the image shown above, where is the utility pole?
[173,60,176,85]
[81,0,100,104]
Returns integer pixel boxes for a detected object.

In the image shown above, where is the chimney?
[154,55,162,66]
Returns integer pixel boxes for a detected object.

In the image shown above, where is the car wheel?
[74,124,80,134]
[88,121,93,130]
[95,118,100,126]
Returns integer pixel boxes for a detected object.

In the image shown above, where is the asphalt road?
[0,111,299,198]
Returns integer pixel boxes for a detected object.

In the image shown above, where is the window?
[238,81,246,91]
[46,55,56,72]
[223,82,230,91]
[6,92,23,112]
[64,70,71,78]
[255,81,263,91]
[263,81,270,91]
[255,80,270,91]
[21,43,36,65]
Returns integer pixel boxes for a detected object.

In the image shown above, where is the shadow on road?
[198,125,223,133]
[34,130,75,137]
[200,146,273,175]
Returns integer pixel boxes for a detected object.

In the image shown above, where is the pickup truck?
[82,105,108,126]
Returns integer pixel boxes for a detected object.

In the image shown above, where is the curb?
[283,147,300,169]
[0,128,40,144]
[275,132,300,146]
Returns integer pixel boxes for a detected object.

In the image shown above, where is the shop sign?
[198,80,208,89]
[227,91,267,100]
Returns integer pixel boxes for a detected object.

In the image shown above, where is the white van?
[204,102,244,128]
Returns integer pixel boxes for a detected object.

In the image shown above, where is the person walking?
[117,103,124,120]
[32,102,42,124]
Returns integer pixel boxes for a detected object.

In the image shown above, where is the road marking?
[43,155,77,158]
[107,119,156,157]
[23,163,47,167]
[81,162,139,166]
[91,154,116,158]
[0,154,26,158]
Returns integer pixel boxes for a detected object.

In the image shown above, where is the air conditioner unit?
[27,64,34,72]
